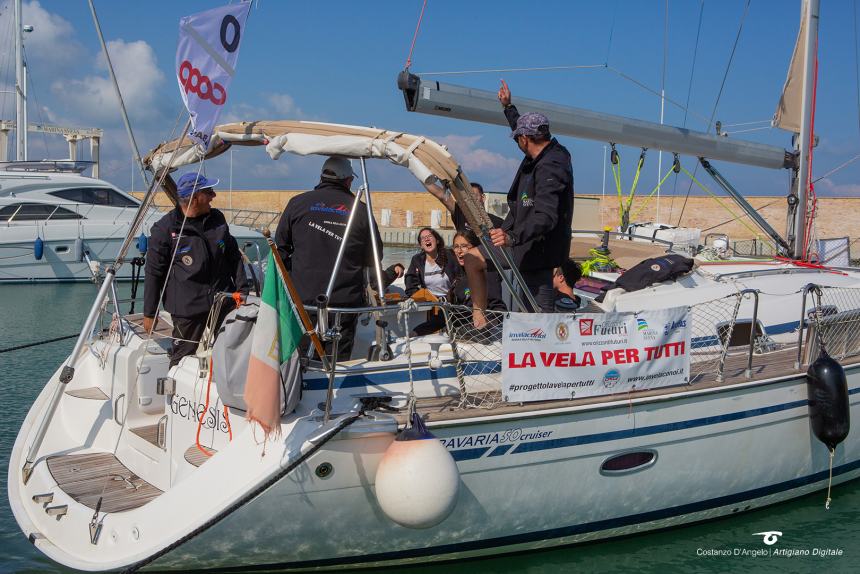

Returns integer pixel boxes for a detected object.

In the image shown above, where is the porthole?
[55,245,69,254]
[600,450,657,476]
[315,462,333,479]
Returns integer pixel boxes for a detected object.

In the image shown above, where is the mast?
[792,0,819,258]
[14,0,26,161]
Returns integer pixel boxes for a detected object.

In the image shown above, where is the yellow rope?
[631,165,677,221]
[679,165,762,237]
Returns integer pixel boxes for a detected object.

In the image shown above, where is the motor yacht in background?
[0,160,266,282]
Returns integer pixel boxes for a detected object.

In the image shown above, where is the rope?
[0,334,79,353]
[802,55,820,260]
[679,165,761,238]
[581,248,618,277]
[825,448,835,510]
[195,358,215,458]
[404,0,428,69]
[630,164,677,221]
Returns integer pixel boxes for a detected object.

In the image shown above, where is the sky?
[1,0,860,221]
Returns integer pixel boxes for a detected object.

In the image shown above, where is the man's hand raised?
[498,79,511,107]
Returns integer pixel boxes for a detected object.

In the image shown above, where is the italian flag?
[244,251,304,439]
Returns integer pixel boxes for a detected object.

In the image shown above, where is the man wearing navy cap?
[144,172,247,366]
[490,80,574,313]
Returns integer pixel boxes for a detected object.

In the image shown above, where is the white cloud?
[433,134,520,191]
[20,0,84,68]
[266,93,303,117]
[53,39,166,124]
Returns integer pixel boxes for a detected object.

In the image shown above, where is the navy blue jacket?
[144,208,246,318]
[275,181,382,306]
[502,106,574,271]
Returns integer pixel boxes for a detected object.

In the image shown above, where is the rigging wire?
[677,0,751,226]
[813,151,860,182]
[21,44,50,158]
[404,0,428,69]
[605,0,619,65]
[605,65,711,126]
[417,64,605,76]
[670,0,704,223]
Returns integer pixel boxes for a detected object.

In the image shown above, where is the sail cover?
[143,119,495,234]
[773,0,807,133]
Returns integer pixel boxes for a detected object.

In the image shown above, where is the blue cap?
[511,112,551,139]
[176,173,219,199]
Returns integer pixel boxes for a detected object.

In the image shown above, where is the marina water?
[1,282,857,573]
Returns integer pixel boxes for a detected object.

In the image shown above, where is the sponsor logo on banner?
[602,369,620,388]
[579,319,593,336]
[663,319,687,336]
[509,328,546,341]
[503,307,691,402]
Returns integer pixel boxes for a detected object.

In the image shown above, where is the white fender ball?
[374,414,460,529]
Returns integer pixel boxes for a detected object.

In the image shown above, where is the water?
[1,283,858,573]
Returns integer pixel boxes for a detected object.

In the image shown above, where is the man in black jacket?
[275,156,382,360]
[490,80,574,312]
[144,173,247,367]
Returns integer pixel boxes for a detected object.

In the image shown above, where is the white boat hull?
[8,328,859,571]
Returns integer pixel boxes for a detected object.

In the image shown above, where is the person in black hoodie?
[275,156,382,361]
[144,173,247,367]
[490,80,574,313]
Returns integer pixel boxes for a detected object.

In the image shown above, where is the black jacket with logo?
[275,181,382,306]
[502,105,574,271]
[144,208,246,319]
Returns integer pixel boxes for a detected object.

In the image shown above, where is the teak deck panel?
[46,453,161,513]
[129,424,161,448]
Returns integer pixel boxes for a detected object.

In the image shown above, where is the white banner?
[176,2,251,149]
[502,307,691,402]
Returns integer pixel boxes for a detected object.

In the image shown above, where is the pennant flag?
[176,2,251,149]
[244,251,304,439]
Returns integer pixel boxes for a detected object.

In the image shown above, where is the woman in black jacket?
[404,227,459,298]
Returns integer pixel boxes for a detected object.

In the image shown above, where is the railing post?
[744,289,759,378]
[795,284,814,369]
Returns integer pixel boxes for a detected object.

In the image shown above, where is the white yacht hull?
[7,323,859,571]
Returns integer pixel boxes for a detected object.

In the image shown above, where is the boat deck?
[396,347,850,425]
[45,453,162,513]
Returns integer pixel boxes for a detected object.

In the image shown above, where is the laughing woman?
[404,227,459,298]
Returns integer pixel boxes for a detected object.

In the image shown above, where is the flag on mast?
[176,2,251,149]
[244,251,304,439]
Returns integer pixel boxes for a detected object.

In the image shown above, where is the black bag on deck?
[595,254,694,302]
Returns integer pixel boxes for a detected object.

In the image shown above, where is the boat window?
[0,203,84,221]
[600,450,657,475]
[49,187,138,207]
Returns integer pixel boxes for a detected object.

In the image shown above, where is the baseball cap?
[511,112,551,139]
[320,156,357,180]
[176,172,219,199]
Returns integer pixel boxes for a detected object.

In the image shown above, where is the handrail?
[795,284,816,368]
[742,289,760,378]
[572,228,675,249]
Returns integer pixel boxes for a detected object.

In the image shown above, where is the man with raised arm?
[143,173,247,367]
[489,79,574,313]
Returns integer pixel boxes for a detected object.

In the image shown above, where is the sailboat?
[7,0,859,571]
